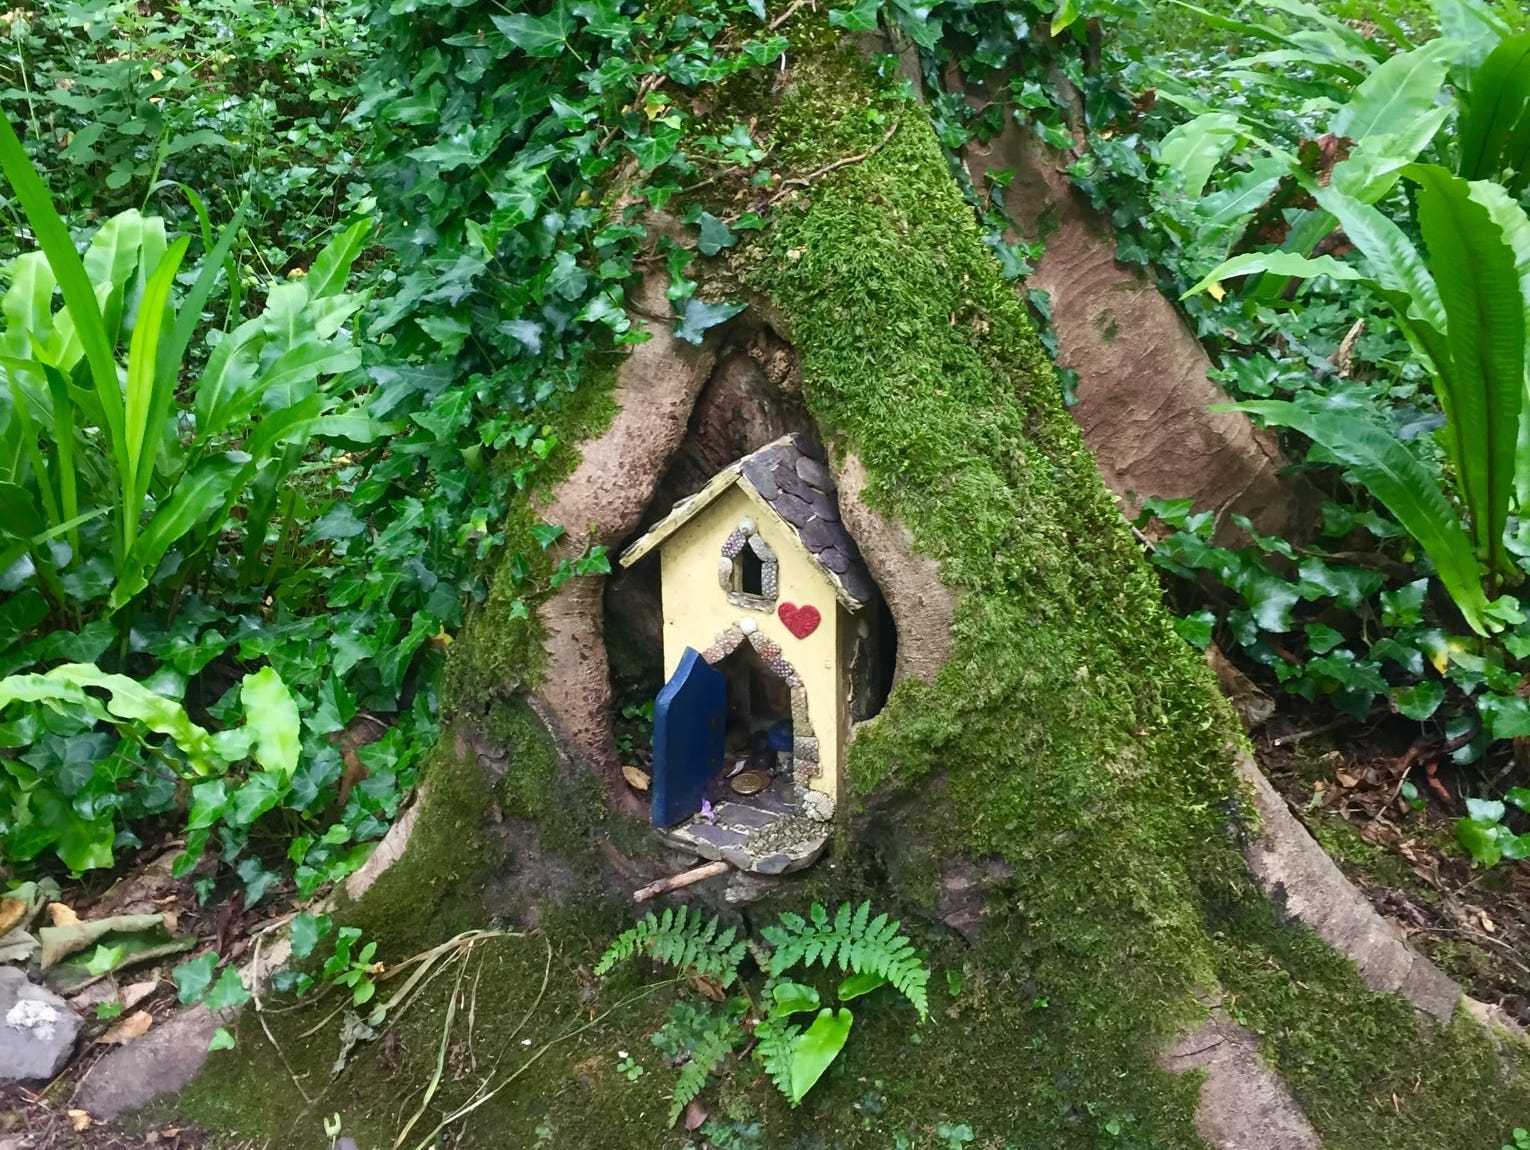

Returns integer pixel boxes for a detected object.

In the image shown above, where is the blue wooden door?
[651,648,725,827]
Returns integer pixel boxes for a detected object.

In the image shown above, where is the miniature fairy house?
[619,435,883,865]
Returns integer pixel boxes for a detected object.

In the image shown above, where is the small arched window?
[719,520,777,610]
[738,547,764,595]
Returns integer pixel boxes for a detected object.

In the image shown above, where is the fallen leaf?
[68,1109,92,1132]
[48,903,81,927]
[622,765,651,792]
[0,897,27,936]
[99,1010,154,1044]
[683,1098,708,1131]
[121,980,159,1010]
[1335,770,1359,788]
[1480,912,1496,933]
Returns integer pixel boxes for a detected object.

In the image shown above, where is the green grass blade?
[121,236,189,554]
[1410,164,1525,579]
[1229,401,1493,635]
[159,199,247,397]
[0,116,122,448]
[110,450,243,611]
[1457,31,1530,178]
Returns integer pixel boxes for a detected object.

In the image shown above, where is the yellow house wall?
[658,483,845,805]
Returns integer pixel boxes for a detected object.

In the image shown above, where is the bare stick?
[633,860,730,902]
[764,120,900,207]
[253,932,315,1105]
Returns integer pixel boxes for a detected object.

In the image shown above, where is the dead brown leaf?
[99,1010,154,1044]
[48,903,81,927]
[121,979,159,1010]
[622,765,650,792]
[0,897,27,936]
[68,1109,92,1132]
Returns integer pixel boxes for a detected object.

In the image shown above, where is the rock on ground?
[0,966,80,1083]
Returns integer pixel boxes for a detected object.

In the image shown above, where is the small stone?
[741,459,778,499]
[761,566,779,597]
[738,517,755,533]
[802,790,835,821]
[739,618,758,635]
[676,823,748,861]
[795,455,832,491]
[753,852,794,876]
[794,736,819,764]
[838,566,875,604]
[748,533,774,559]
[810,491,841,522]
[818,547,849,574]
[753,636,780,658]
[768,654,794,678]
[773,465,810,501]
[798,516,839,552]
[725,873,779,904]
[1,967,80,1083]
[773,492,813,527]
[717,804,780,830]
[717,557,735,586]
[721,529,747,559]
[721,846,754,870]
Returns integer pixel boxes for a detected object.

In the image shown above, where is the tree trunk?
[179,23,1528,1150]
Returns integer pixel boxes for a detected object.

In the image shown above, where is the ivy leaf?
[1172,610,1214,649]
[236,857,279,908]
[627,125,682,170]
[228,771,287,828]
[204,966,251,1011]
[174,952,219,1005]
[290,913,334,960]
[828,0,881,31]
[1050,0,1080,34]
[208,1027,236,1051]
[1392,680,1444,720]
[1303,623,1346,654]
[1476,694,1530,740]
[531,523,567,550]
[1296,559,1384,610]
[1457,817,1504,867]
[1379,579,1427,627]
[490,2,575,57]
[695,213,737,257]
[674,298,746,346]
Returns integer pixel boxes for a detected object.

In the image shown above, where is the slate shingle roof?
[618,434,875,609]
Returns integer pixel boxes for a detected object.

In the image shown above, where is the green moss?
[1210,886,1530,1145]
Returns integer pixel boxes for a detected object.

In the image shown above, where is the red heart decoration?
[778,602,821,639]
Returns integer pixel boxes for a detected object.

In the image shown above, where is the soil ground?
[1255,706,1530,1027]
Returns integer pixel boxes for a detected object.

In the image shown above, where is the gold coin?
[729,771,768,796]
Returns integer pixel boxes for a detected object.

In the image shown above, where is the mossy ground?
[183,26,1528,1150]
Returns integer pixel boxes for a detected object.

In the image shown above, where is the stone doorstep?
[662,808,829,875]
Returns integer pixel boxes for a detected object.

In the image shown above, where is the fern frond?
[762,900,930,1020]
[667,1021,741,1127]
[595,905,748,987]
[752,1017,800,1103]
